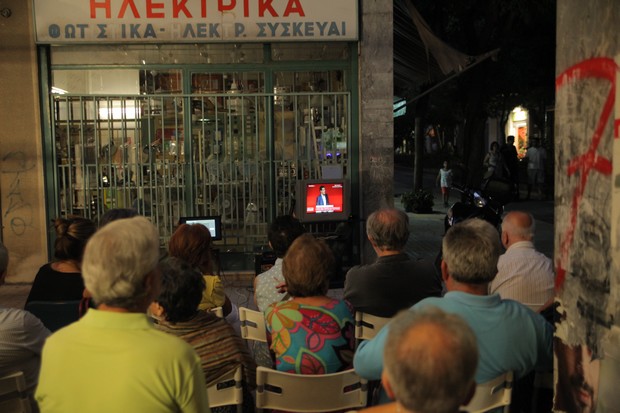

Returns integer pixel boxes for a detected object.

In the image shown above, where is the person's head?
[555,339,600,413]
[319,186,326,195]
[506,135,515,145]
[282,234,334,297]
[268,215,306,258]
[366,208,410,252]
[99,208,139,227]
[383,308,478,413]
[443,160,449,169]
[490,141,499,152]
[81,216,161,311]
[501,211,535,248]
[53,216,97,262]
[151,257,205,323]
[442,219,501,285]
[532,138,541,148]
[168,223,213,273]
[0,242,8,284]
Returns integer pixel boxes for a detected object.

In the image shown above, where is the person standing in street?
[501,135,520,200]
[436,160,453,208]
[525,138,547,200]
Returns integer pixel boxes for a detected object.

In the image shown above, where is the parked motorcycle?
[444,184,505,233]
[436,184,506,271]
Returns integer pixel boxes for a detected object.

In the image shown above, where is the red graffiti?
[555,57,618,288]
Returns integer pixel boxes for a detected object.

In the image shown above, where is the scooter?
[444,184,505,233]
[435,184,505,272]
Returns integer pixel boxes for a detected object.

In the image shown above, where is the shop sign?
[33,0,358,43]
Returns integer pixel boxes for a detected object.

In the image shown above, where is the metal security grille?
[51,90,350,249]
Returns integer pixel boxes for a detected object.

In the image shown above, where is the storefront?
[33,0,360,266]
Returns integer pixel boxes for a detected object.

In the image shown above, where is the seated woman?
[26,216,97,305]
[168,223,232,316]
[265,234,355,374]
[150,257,256,412]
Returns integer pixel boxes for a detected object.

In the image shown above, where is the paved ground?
[395,164,554,260]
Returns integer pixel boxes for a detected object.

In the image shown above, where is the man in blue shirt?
[354,218,552,402]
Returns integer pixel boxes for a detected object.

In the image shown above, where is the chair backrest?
[354,312,391,341]
[239,307,267,343]
[255,367,368,412]
[209,306,224,318]
[461,371,513,413]
[0,371,32,413]
[24,300,82,332]
[206,365,243,413]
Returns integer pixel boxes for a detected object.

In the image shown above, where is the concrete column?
[555,0,620,410]
[0,0,48,282]
[359,0,393,262]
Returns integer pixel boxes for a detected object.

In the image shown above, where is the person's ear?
[501,229,509,247]
[381,370,396,400]
[149,301,165,317]
[440,259,450,282]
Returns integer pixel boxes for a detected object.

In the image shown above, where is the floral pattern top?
[265,298,355,374]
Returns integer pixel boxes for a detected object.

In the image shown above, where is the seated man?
[354,219,552,401]
[0,242,50,411]
[359,308,478,413]
[36,217,209,413]
[344,208,442,317]
[490,211,554,312]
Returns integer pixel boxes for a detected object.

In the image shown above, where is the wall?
[359,0,394,262]
[555,0,620,410]
[0,0,48,282]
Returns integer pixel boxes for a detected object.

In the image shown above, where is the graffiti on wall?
[554,55,620,412]
[1,151,35,236]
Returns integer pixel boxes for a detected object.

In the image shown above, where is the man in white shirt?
[490,211,554,312]
[525,138,547,200]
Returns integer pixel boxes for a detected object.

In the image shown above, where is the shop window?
[50,62,351,251]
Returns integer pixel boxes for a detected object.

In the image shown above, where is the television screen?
[179,215,222,240]
[297,180,349,223]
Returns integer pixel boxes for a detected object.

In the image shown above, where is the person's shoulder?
[0,306,31,326]
[147,326,202,356]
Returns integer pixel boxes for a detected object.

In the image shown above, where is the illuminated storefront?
[33,0,360,260]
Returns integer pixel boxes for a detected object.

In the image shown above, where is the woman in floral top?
[265,234,355,374]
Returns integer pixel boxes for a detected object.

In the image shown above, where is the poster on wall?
[553,54,620,412]
[33,0,358,43]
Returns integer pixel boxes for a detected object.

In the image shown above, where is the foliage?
[401,188,435,213]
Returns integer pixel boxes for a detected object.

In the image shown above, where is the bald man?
[490,211,554,312]
[357,308,478,413]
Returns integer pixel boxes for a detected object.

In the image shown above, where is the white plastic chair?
[0,371,32,413]
[239,307,267,343]
[461,371,513,413]
[206,365,243,413]
[354,312,391,342]
[255,366,368,412]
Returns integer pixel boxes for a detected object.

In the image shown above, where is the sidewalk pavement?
[396,187,555,262]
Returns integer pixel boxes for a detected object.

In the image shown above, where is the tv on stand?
[296,179,350,223]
